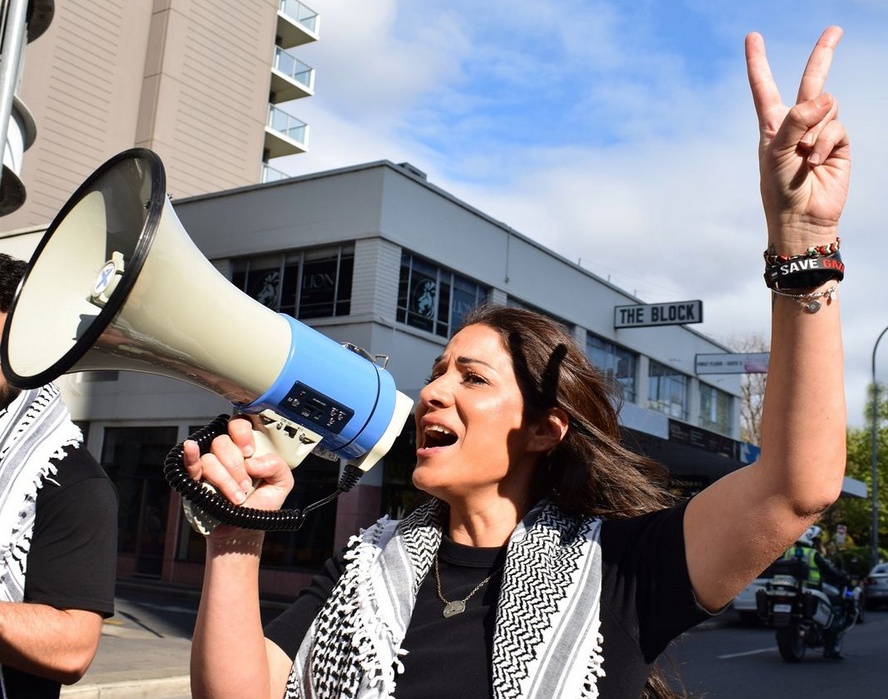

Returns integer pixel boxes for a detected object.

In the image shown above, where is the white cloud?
[284,0,888,427]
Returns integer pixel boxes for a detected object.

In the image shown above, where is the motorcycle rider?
[783,525,853,659]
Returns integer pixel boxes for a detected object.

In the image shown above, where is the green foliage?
[840,382,888,558]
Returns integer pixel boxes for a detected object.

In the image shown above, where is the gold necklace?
[433,555,503,619]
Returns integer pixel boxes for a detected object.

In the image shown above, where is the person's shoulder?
[600,500,688,553]
[50,440,109,484]
[601,499,688,528]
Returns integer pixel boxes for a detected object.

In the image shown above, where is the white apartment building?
[2,0,317,229]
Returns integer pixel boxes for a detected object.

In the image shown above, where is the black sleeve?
[600,500,714,664]
[24,444,118,617]
[264,551,347,658]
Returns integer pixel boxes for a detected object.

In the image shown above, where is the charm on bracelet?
[771,283,839,313]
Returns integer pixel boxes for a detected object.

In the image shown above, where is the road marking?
[718,647,775,659]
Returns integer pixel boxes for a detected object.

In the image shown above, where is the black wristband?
[764,251,844,290]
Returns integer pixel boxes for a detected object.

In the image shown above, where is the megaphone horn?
[0,148,414,531]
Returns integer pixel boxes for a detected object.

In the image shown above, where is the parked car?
[864,563,888,609]
[732,576,770,624]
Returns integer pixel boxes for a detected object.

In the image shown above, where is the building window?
[397,252,487,337]
[699,383,733,435]
[586,334,637,402]
[230,245,354,319]
[648,360,689,420]
[101,426,179,577]
[246,453,339,569]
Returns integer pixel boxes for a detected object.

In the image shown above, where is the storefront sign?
[695,352,770,375]
[614,300,703,328]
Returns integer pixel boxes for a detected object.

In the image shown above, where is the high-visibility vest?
[783,545,821,587]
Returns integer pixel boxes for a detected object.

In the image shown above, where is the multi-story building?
[1,0,317,230]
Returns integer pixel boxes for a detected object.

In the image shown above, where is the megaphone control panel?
[285,382,353,434]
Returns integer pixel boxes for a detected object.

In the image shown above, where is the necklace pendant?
[442,600,467,618]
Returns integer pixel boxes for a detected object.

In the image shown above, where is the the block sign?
[614,300,703,329]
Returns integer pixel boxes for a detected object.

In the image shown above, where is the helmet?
[796,525,822,546]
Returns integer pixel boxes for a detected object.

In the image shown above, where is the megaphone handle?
[163,414,310,533]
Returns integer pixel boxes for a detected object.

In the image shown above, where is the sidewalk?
[60,582,195,699]
[60,581,292,699]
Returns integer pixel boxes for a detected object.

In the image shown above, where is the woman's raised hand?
[746,26,850,249]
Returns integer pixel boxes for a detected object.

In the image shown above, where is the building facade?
[1,0,317,230]
[0,157,754,597]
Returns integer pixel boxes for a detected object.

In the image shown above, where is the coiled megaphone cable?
[163,414,364,532]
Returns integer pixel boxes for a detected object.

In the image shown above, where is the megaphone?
[0,148,414,530]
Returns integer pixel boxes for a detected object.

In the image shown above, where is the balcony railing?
[271,46,315,103]
[268,105,307,144]
[280,0,318,34]
[265,105,309,157]
[275,47,314,89]
[262,163,290,183]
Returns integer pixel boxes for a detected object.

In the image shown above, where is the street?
[665,607,888,698]
[79,586,888,698]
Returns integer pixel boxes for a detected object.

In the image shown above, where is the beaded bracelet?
[771,283,839,313]
[763,237,840,266]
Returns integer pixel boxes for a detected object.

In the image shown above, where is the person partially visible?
[0,253,118,698]
[784,525,852,659]
[783,525,846,590]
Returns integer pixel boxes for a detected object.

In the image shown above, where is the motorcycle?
[755,556,862,662]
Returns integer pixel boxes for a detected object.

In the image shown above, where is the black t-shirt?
[2,442,118,699]
[265,501,711,698]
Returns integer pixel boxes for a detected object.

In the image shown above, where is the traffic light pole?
[870,326,888,569]
[0,0,31,190]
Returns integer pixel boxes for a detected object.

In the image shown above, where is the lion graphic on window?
[413,279,436,318]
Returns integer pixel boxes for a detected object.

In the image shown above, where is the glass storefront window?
[586,334,637,402]
[397,252,487,337]
[299,249,354,318]
[255,455,338,569]
[101,426,179,577]
[699,383,733,435]
[231,245,354,319]
[647,360,689,420]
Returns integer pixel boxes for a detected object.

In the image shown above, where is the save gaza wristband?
[764,251,844,290]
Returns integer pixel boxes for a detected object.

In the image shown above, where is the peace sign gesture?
[746,26,850,252]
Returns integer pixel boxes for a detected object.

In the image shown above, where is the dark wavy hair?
[460,304,675,518]
[459,304,687,699]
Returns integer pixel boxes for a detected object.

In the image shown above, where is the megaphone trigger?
[247,409,325,469]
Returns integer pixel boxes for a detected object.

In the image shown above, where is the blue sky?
[280,0,888,427]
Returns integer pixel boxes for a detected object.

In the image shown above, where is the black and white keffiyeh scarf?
[0,384,83,603]
[285,499,605,699]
